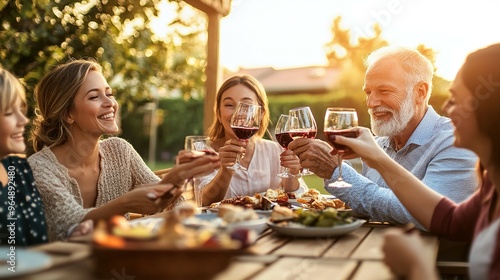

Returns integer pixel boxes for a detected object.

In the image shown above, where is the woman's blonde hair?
[0,66,26,114]
[30,59,103,152]
[207,75,270,141]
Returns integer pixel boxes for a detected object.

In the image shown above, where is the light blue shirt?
[325,106,479,230]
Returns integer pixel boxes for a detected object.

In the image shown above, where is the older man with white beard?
[289,46,478,230]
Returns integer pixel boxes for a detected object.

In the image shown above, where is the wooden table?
[9,222,439,280]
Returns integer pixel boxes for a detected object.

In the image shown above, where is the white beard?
[369,92,415,137]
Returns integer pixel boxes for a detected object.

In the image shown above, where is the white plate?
[295,194,337,202]
[321,194,337,200]
[184,213,268,234]
[207,203,274,217]
[267,219,366,237]
[128,217,164,232]
[207,207,273,217]
[207,202,302,217]
[0,247,53,278]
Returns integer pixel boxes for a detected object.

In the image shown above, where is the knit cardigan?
[28,137,160,241]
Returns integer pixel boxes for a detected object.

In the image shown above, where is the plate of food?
[267,219,365,237]
[208,189,301,216]
[207,204,274,217]
[0,248,53,278]
[267,206,365,237]
[183,213,268,234]
[293,189,351,211]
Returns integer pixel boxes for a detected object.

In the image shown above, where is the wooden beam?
[184,0,231,16]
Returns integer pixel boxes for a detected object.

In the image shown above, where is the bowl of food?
[92,204,251,280]
[93,243,241,280]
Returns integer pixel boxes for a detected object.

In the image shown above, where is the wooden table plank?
[323,227,371,259]
[251,232,291,255]
[214,262,266,280]
[250,257,358,280]
[350,227,386,260]
[14,258,95,280]
[351,227,439,262]
[32,242,91,268]
[271,237,336,257]
[351,260,396,280]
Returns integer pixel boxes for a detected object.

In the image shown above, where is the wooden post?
[204,11,222,134]
[184,0,231,134]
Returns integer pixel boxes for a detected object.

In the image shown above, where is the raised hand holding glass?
[288,106,317,176]
[324,107,358,188]
[274,114,299,178]
[227,102,262,171]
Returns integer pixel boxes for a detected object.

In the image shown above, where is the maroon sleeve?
[489,228,500,279]
[430,191,482,242]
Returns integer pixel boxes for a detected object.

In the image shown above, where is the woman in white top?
[196,75,308,206]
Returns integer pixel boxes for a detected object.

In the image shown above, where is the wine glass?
[227,102,262,171]
[183,135,215,207]
[324,107,358,188]
[274,114,299,178]
[288,106,317,176]
[184,135,211,153]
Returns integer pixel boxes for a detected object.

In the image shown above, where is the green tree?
[0,0,207,112]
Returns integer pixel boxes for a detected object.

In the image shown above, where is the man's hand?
[288,138,338,179]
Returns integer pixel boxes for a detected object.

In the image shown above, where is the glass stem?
[235,153,242,166]
[337,152,344,182]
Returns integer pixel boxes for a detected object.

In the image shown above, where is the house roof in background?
[224,66,341,95]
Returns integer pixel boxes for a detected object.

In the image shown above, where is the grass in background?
[302,175,327,194]
[147,161,174,171]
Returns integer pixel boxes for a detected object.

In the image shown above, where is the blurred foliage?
[121,97,205,162]
[0,0,207,115]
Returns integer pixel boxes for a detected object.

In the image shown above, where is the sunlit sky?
[219,0,500,80]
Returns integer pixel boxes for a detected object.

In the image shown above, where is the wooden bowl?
[93,243,242,280]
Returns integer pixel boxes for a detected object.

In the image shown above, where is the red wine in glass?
[289,130,317,139]
[276,132,293,148]
[232,126,259,140]
[289,106,317,176]
[324,130,359,153]
[324,107,358,188]
[274,114,298,179]
[227,102,262,171]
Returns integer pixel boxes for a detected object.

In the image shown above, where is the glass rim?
[326,107,356,111]
[237,101,261,108]
[289,106,311,110]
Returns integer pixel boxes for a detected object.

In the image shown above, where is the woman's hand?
[121,184,178,214]
[163,152,220,185]
[68,219,94,238]
[382,228,438,280]
[217,139,246,169]
[279,149,301,176]
[331,127,386,168]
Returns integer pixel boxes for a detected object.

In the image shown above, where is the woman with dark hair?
[195,75,309,206]
[331,43,500,279]
[28,59,220,241]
